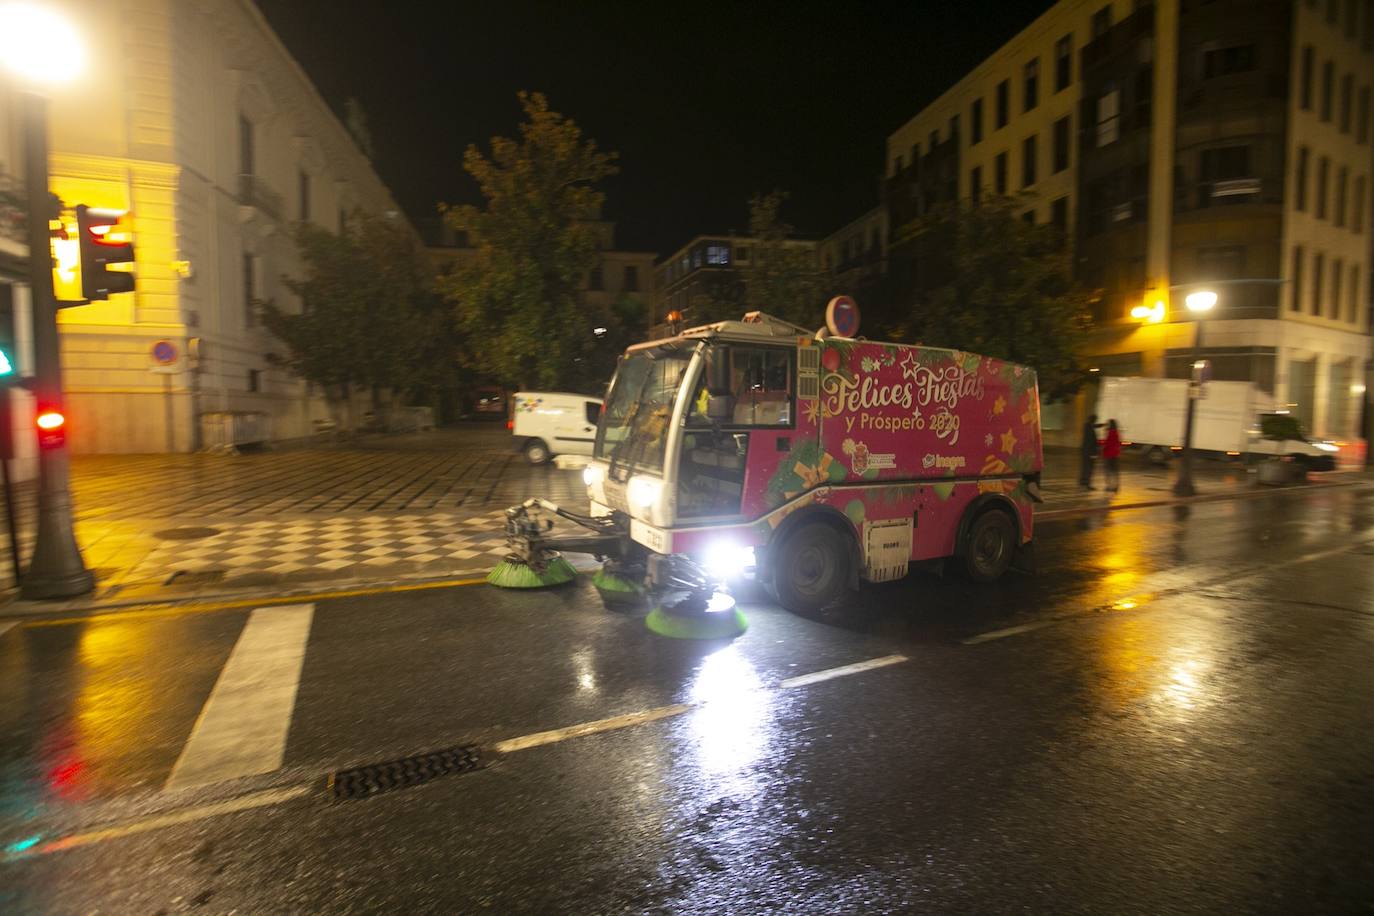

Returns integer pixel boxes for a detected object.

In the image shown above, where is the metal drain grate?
[164,569,226,586]
[330,745,485,800]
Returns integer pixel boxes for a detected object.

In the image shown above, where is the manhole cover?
[331,745,485,801]
[165,570,226,586]
[154,527,221,541]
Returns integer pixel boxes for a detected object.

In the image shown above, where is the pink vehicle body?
[584,313,1043,588]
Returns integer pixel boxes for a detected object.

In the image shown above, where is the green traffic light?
[0,349,11,376]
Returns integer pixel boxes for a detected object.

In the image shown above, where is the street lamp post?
[1,3,94,598]
[1173,289,1218,498]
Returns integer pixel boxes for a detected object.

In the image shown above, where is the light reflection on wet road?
[1,484,1372,912]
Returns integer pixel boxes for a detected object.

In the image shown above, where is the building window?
[1312,252,1325,315]
[1022,134,1038,187]
[1022,210,1036,225]
[1300,46,1314,110]
[970,165,982,204]
[930,129,939,149]
[1354,176,1366,232]
[248,369,261,393]
[1317,156,1330,218]
[706,245,729,265]
[736,246,750,262]
[1340,73,1354,132]
[298,170,310,222]
[1023,58,1039,112]
[1295,146,1309,211]
[1331,258,1344,318]
[996,80,1009,129]
[1053,115,1071,173]
[1326,0,1338,24]
[1051,196,1069,236]
[242,253,256,328]
[1203,45,1255,79]
[1096,89,1121,147]
[911,143,919,164]
[624,265,639,291]
[588,266,604,291]
[1091,5,1111,38]
[1348,265,1360,323]
[1365,0,1374,50]
[1290,246,1304,312]
[1321,60,1334,120]
[949,114,960,142]
[1346,0,1360,37]
[239,114,254,176]
[1055,34,1072,91]
[893,155,904,176]
[1358,86,1371,142]
[995,152,1008,195]
[971,98,984,144]
[1335,167,1348,226]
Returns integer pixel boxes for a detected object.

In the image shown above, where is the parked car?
[472,387,507,419]
[510,391,603,464]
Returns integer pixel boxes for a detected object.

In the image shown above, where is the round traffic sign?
[825,296,860,338]
[151,340,178,365]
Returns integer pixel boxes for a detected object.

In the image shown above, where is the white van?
[510,392,603,464]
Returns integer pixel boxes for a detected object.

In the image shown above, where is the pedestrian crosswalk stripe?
[165,604,314,792]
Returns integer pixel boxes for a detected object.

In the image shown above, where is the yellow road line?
[14,575,493,628]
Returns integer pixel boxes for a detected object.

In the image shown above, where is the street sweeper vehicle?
[489,298,1044,636]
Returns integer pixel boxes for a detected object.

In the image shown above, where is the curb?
[1036,474,1368,521]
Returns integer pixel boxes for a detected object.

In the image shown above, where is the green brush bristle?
[645,605,748,640]
[487,555,578,588]
[592,569,642,594]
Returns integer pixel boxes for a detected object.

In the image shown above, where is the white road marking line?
[491,703,695,754]
[4,786,312,863]
[164,604,314,792]
[0,621,17,640]
[779,653,909,688]
[962,622,1055,645]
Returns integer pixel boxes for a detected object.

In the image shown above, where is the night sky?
[255,0,1049,255]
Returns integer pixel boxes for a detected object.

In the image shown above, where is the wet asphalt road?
[2,484,1374,913]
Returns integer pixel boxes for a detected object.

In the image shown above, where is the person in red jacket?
[1101,418,1122,492]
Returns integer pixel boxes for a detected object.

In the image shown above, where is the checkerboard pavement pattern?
[110,508,589,592]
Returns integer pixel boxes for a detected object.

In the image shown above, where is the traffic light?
[36,407,65,450]
[0,282,15,379]
[76,205,135,301]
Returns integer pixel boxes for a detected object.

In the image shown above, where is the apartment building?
[886,0,1373,442]
[2,0,411,455]
[818,205,889,307]
[656,234,818,323]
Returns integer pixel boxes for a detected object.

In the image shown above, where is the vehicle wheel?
[963,509,1015,583]
[523,439,551,465]
[1146,446,1169,466]
[772,523,851,614]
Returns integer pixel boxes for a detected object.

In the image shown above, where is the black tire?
[523,439,551,465]
[771,522,852,614]
[1146,445,1169,466]
[963,509,1015,583]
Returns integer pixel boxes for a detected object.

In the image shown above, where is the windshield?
[594,347,694,474]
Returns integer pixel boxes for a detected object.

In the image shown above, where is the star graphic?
[992,395,1006,416]
[984,432,993,447]
[900,350,920,381]
[1000,428,1018,454]
[911,405,922,420]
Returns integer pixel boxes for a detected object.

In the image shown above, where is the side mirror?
[706,393,735,421]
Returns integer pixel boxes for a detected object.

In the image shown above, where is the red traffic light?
[36,409,66,450]
[76,205,135,301]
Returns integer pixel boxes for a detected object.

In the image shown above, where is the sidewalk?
[0,434,1365,614]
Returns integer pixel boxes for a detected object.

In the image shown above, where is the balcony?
[237,173,283,222]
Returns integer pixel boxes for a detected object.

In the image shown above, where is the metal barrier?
[200,411,270,452]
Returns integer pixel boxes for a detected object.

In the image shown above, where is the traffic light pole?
[1172,317,1205,498]
[20,91,93,599]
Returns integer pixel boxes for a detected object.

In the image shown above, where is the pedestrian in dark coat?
[1079,414,1099,489]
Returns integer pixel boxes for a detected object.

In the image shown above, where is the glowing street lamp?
[1174,289,1219,497]
[0,2,95,598]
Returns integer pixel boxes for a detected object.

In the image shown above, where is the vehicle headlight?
[702,542,756,579]
[583,464,604,487]
[1314,441,1339,452]
[628,476,662,509]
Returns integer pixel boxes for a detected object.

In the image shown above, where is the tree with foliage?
[892,197,1094,399]
[441,92,619,391]
[260,212,454,426]
[742,191,833,327]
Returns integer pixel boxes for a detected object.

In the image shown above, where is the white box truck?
[1095,377,1337,470]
